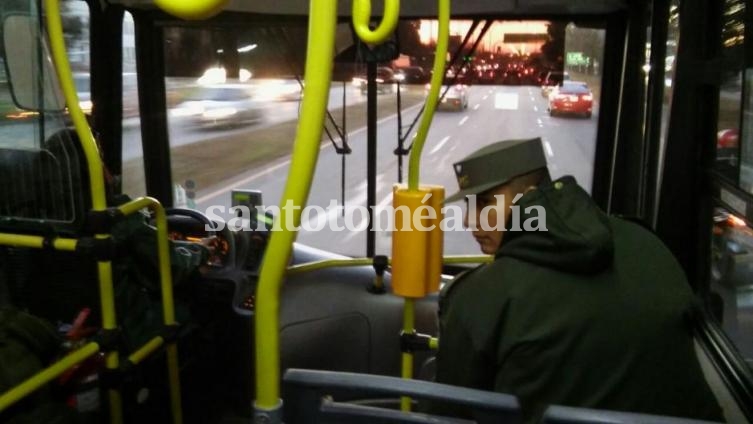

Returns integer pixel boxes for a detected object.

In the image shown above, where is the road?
[122,83,366,161]
[193,85,598,257]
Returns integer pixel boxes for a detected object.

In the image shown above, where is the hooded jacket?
[434,177,723,422]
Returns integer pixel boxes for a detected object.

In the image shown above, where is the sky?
[418,20,550,55]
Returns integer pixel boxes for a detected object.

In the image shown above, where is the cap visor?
[443,180,507,204]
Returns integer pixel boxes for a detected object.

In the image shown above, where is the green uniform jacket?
[435,177,723,422]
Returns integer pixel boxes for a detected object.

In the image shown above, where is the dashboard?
[163,210,268,273]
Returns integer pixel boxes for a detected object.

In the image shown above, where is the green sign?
[566,52,590,66]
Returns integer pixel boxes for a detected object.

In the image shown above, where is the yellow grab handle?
[154,0,229,20]
[352,0,400,44]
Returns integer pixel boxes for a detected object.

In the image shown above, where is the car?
[717,128,739,167]
[540,70,570,98]
[426,77,469,111]
[73,72,92,114]
[254,77,302,102]
[548,81,593,118]
[394,66,428,84]
[352,67,397,94]
[171,84,264,128]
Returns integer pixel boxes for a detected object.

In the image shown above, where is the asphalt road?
[194,84,599,256]
[122,83,364,161]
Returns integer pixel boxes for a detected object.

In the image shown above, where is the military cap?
[445,137,548,203]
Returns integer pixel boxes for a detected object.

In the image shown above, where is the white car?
[171,84,264,128]
[427,82,469,111]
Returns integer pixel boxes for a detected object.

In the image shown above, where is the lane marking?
[196,103,422,204]
[543,140,554,157]
[473,104,480,110]
[430,136,452,154]
[482,95,489,100]
[536,118,543,125]
[494,93,519,110]
[533,106,539,112]
[458,116,469,126]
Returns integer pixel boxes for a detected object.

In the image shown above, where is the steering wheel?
[164,207,235,269]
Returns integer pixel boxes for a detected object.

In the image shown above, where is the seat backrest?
[282,368,522,424]
[0,129,91,235]
[0,129,99,323]
[541,405,724,424]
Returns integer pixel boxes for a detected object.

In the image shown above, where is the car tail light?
[717,129,739,148]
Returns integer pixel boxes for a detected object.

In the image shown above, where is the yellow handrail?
[117,197,183,424]
[407,0,450,191]
[0,233,78,251]
[352,0,400,44]
[286,255,492,275]
[44,1,122,421]
[254,0,338,413]
[0,343,100,412]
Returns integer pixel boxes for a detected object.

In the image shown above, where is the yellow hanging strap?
[352,0,400,44]
[390,0,450,412]
[154,0,229,20]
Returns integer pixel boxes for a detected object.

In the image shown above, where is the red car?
[548,81,594,118]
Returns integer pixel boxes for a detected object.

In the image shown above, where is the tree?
[540,22,566,70]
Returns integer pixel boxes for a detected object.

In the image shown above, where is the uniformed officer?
[434,138,723,422]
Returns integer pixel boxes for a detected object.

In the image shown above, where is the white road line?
[533,106,539,112]
[536,118,543,125]
[458,116,469,126]
[482,95,489,100]
[473,104,480,110]
[430,136,452,154]
[196,103,422,204]
[543,140,554,157]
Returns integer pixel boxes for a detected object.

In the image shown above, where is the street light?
[238,44,257,53]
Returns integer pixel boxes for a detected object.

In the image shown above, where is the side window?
[710,0,753,371]
[121,11,146,197]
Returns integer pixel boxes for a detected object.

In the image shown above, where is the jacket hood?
[496,176,614,274]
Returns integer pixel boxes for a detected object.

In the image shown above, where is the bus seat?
[282,368,522,424]
[0,130,90,234]
[0,148,58,223]
[541,405,724,424]
[0,130,99,323]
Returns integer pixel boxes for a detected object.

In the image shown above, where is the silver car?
[172,84,264,128]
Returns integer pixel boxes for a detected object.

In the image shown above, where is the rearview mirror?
[3,13,66,111]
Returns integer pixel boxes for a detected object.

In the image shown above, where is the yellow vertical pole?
[253,0,337,417]
[44,1,122,422]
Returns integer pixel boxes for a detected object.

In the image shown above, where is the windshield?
[122,19,605,256]
[558,84,590,94]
